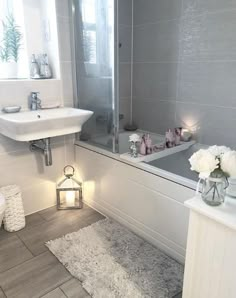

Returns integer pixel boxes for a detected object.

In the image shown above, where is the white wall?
[0,0,75,215]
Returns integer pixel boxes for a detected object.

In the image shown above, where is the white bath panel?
[76,145,195,263]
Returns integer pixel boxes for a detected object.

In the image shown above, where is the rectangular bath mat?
[46,218,183,298]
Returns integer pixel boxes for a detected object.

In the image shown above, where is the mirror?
[0,0,59,80]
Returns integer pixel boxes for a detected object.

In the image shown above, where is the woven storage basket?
[0,185,25,232]
[0,194,5,228]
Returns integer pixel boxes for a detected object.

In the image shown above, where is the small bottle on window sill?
[30,54,40,79]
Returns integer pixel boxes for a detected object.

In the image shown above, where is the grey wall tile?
[133,100,176,134]
[175,102,236,148]
[119,0,132,26]
[119,25,132,63]
[177,61,236,107]
[132,0,236,148]
[119,98,131,128]
[134,0,182,25]
[183,0,236,16]
[180,10,236,61]
[133,20,180,62]
[133,62,177,100]
[119,63,131,98]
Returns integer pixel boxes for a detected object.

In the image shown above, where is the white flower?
[221,151,236,177]
[129,134,141,143]
[208,145,231,157]
[189,149,219,178]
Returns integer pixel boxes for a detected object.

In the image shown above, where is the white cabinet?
[183,196,236,298]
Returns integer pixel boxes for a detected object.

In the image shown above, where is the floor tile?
[0,235,33,273]
[39,205,90,222]
[0,251,71,298]
[25,212,45,227]
[0,288,5,298]
[17,207,104,256]
[41,288,66,298]
[60,278,90,298]
[0,213,45,240]
[0,228,15,240]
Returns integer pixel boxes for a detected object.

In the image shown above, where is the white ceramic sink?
[0,108,93,141]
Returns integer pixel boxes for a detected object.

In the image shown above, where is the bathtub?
[89,129,165,154]
[75,131,197,263]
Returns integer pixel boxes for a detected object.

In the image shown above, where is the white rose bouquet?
[129,134,141,143]
[189,145,236,178]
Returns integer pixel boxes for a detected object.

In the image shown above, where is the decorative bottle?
[40,54,52,79]
[165,129,175,148]
[30,54,40,79]
[146,134,152,154]
[140,135,146,155]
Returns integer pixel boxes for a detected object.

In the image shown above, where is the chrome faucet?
[30,92,41,110]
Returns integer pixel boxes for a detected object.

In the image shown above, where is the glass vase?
[129,141,138,158]
[201,174,228,206]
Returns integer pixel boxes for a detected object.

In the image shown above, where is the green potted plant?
[0,14,23,79]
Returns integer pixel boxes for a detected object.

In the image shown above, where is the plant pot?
[0,61,18,79]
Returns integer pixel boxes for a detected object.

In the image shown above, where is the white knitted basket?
[0,185,25,232]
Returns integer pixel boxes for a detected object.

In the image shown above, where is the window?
[0,0,59,80]
[81,0,97,64]
[0,0,28,79]
[80,0,114,77]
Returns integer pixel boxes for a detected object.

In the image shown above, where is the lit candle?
[181,128,192,142]
[65,191,75,206]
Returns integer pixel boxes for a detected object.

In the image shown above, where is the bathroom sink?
[0,108,93,141]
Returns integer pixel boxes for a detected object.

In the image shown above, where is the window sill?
[0,78,61,83]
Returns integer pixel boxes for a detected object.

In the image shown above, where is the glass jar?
[201,174,228,206]
[129,141,138,158]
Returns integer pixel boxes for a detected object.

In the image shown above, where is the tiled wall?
[132,0,236,148]
[0,0,75,215]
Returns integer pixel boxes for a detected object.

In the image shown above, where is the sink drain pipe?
[29,138,52,166]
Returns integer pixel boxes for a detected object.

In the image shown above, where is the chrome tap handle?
[31,92,40,99]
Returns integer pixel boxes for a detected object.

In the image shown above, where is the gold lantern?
[56,165,83,210]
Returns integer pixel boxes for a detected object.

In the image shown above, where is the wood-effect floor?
[0,205,104,298]
[0,205,183,298]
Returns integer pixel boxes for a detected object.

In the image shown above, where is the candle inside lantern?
[65,191,75,206]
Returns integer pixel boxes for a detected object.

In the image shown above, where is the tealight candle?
[181,128,192,142]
